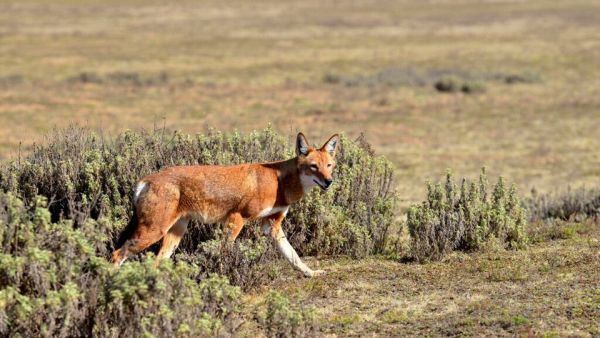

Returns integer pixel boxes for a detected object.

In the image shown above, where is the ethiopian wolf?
[111,132,339,277]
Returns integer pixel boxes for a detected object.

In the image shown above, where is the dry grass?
[2,1,600,336]
[251,224,600,336]
[1,0,599,206]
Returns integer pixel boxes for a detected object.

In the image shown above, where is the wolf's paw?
[304,269,326,277]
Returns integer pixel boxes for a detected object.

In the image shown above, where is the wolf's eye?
[310,164,318,171]
[327,163,332,168]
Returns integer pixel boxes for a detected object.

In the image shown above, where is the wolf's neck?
[265,157,306,205]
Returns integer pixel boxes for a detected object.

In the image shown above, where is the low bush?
[255,290,318,338]
[434,76,486,94]
[0,127,397,281]
[406,169,528,262]
[526,186,600,223]
[95,263,242,338]
[0,74,24,87]
[433,76,462,93]
[500,72,542,84]
[178,236,280,292]
[322,68,538,93]
[0,192,243,337]
[67,71,169,86]
[528,219,596,244]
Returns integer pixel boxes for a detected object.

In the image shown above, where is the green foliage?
[510,314,529,326]
[528,220,596,244]
[255,290,317,338]
[0,127,397,262]
[434,75,462,93]
[407,169,528,262]
[178,237,279,292]
[0,192,243,337]
[434,76,486,94]
[0,127,397,336]
[95,264,241,338]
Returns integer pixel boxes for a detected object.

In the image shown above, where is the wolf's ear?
[296,132,310,156]
[321,134,339,157]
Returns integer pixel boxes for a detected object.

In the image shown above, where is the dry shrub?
[67,71,169,86]
[407,169,528,262]
[526,186,600,223]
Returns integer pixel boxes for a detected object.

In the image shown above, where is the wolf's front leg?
[275,231,325,277]
[262,213,324,277]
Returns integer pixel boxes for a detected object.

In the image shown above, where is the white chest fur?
[258,206,289,218]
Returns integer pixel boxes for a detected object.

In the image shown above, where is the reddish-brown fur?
[111,133,339,277]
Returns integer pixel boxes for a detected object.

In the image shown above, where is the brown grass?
[250,225,600,337]
[1,0,599,206]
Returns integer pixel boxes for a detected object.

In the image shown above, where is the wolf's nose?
[324,179,333,187]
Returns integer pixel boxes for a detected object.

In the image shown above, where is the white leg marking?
[163,248,175,259]
[273,230,319,277]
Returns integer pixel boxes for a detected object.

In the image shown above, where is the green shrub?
[407,169,528,262]
[255,290,317,338]
[460,81,486,94]
[0,192,245,337]
[434,76,486,94]
[0,193,104,337]
[178,236,279,292]
[501,72,542,84]
[94,263,241,338]
[0,126,397,335]
[0,127,397,284]
[434,76,462,93]
[528,219,596,244]
[67,71,169,86]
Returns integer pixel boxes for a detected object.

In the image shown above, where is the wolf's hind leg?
[112,209,180,267]
[156,217,189,264]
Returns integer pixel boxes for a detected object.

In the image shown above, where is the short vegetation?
[0,192,243,337]
[407,169,528,262]
[527,186,600,223]
[0,127,396,337]
[1,127,596,336]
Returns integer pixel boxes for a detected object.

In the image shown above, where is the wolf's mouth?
[313,179,329,191]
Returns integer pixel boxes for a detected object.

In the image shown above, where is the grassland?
[249,224,599,336]
[1,0,599,336]
[1,0,599,205]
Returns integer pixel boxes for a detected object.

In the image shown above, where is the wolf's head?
[295,132,340,191]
